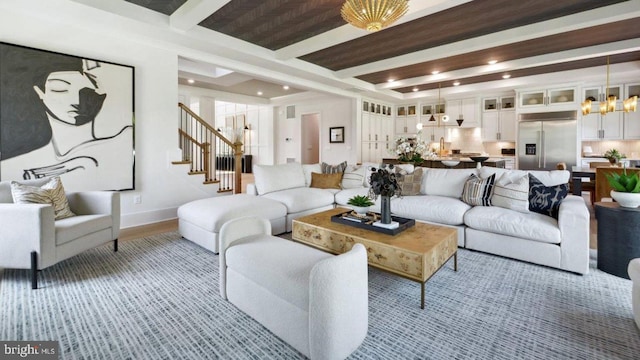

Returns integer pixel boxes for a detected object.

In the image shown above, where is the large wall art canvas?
[0,42,135,191]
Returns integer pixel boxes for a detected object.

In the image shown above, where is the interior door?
[518,121,541,170]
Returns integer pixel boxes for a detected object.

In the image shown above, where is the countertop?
[431,157,505,162]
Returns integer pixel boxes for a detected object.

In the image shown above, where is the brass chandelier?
[341,0,409,32]
[581,56,638,116]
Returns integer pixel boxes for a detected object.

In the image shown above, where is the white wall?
[275,94,357,165]
[0,1,228,228]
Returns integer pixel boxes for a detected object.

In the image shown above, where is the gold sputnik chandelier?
[341,0,409,32]
[581,56,638,116]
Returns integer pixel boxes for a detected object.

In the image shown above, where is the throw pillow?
[310,172,343,189]
[341,165,365,189]
[528,174,569,219]
[396,167,423,196]
[11,177,76,220]
[461,173,496,206]
[321,161,347,174]
[491,173,529,213]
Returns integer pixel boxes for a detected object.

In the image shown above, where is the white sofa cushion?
[302,163,321,187]
[464,206,561,244]
[492,172,530,213]
[225,235,333,311]
[341,165,366,189]
[422,168,478,198]
[391,195,471,226]
[55,214,112,245]
[262,187,335,213]
[479,167,569,186]
[254,163,306,195]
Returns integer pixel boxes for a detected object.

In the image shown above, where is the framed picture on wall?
[0,42,135,191]
[329,127,344,143]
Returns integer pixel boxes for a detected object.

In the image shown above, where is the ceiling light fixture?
[453,81,460,86]
[257,91,263,96]
[187,79,195,84]
[387,79,395,83]
[581,56,637,115]
[412,87,419,92]
[341,0,409,32]
[502,74,511,79]
[283,85,289,90]
[488,60,498,65]
[431,71,440,75]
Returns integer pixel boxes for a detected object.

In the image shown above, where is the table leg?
[421,282,425,309]
[572,177,582,196]
[454,252,458,272]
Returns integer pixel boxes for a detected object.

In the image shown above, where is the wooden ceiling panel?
[299,0,627,71]
[393,51,640,93]
[360,18,640,85]
[125,0,187,16]
[199,0,346,50]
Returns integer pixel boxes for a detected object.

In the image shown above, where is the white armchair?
[0,179,120,289]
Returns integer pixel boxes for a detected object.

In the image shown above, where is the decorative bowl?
[469,156,489,163]
[441,160,460,167]
[527,98,539,105]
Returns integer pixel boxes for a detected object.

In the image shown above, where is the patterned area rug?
[1,232,638,359]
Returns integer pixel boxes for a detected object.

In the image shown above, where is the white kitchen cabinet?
[395,104,419,135]
[446,98,479,127]
[361,100,394,163]
[421,125,451,143]
[581,112,623,140]
[481,96,516,141]
[624,83,640,139]
[519,87,575,108]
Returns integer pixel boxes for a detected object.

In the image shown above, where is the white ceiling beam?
[274,0,472,60]
[378,39,640,90]
[170,0,231,32]
[335,1,640,78]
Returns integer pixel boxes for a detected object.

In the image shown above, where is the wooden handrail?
[178,128,206,148]
[178,102,235,148]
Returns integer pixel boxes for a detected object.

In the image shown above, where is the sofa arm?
[218,216,272,299]
[246,183,258,195]
[66,191,120,240]
[557,195,590,274]
[309,243,368,360]
[0,204,56,269]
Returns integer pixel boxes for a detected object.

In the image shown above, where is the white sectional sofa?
[247,162,590,274]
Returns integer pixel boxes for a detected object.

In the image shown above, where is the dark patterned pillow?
[321,161,347,174]
[528,174,569,219]
[461,173,495,206]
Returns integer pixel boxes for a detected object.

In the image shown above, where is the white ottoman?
[629,258,640,329]
[177,194,287,253]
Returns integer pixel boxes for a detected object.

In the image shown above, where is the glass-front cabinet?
[582,84,623,113]
[519,87,575,108]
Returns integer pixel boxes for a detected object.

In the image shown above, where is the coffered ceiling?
[80,0,640,101]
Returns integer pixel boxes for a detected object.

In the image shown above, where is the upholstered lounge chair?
[0,179,120,289]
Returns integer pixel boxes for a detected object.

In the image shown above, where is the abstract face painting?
[0,43,134,191]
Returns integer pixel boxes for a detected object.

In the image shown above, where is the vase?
[352,206,369,215]
[610,190,640,208]
[380,196,392,224]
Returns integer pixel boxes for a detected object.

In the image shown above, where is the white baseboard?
[121,207,178,229]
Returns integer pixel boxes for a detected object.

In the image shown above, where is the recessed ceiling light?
[187,79,195,84]
[412,88,419,92]
[488,60,498,65]
[257,91,263,96]
[453,81,460,86]
[283,85,289,90]
[431,71,440,75]
[387,79,395,83]
[502,74,511,79]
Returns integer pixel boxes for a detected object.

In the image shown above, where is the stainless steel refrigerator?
[518,111,578,171]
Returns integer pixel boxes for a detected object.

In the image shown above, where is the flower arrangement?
[368,164,401,199]
[393,137,428,163]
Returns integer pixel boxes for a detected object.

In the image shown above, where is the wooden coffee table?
[292,208,458,309]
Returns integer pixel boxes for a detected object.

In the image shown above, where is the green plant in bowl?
[347,195,375,207]
[606,168,640,193]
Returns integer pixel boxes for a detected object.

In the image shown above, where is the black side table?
[594,202,640,279]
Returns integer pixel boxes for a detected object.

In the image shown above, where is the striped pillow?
[11,177,76,220]
[321,161,347,174]
[341,165,365,189]
[491,173,529,213]
[461,173,495,206]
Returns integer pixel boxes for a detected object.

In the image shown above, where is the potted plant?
[604,149,626,166]
[606,167,640,208]
[347,195,375,214]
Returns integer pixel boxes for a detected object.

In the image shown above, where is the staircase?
[173,103,243,194]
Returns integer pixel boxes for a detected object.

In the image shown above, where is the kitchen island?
[383,158,505,169]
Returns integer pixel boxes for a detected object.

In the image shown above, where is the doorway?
[301,113,320,164]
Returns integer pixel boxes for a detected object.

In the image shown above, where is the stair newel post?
[233,141,243,194]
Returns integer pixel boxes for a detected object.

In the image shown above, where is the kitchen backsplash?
[581,140,640,159]
[483,142,516,156]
